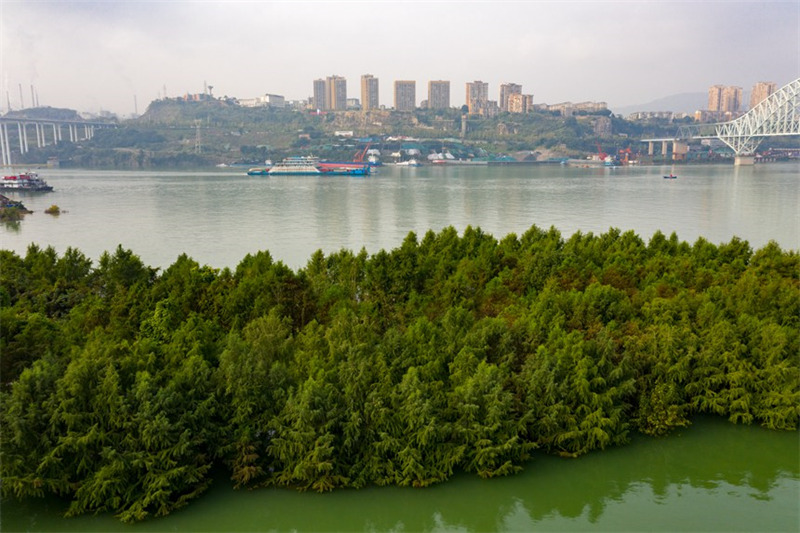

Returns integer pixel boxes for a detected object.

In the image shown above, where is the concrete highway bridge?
[0,116,116,167]
[642,77,799,165]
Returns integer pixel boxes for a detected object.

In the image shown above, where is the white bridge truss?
[678,77,800,155]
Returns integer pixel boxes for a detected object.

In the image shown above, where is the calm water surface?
[1,163,798,531]
[2,163,798,270]
[2,417,798,532]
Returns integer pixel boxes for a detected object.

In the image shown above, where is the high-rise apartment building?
[394,80,416,111]
[313,79,327,110]
[508,93,533,114]
[708,84,742,114]
[750,81,776,109]
[500,83,522,112]
[721,86,742,113]
[708,85,724,112]
[361,74,379,111]
[466,81,489,114]
[524,94,534,113]
[326,75,347,111]
[428,80,450,110]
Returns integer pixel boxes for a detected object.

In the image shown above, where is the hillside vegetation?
[13,100,680,168]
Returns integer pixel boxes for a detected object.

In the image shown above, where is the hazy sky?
[2,0,798,116]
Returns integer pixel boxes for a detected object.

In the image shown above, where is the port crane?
[353,142,372,162]
[596,143,608,161]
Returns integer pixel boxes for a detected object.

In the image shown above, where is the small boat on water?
[663,173,678,179]
[1,171,54,192]
[247,167,271,176]
[395,159,420,167]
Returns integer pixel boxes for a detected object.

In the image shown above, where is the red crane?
[596,143,608,161]
[353,142,371,163]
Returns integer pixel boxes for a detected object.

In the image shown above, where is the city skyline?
[2,1,797,116]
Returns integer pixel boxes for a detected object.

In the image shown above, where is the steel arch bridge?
[678,77,800,156]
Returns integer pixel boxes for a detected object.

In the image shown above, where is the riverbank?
[3,416,797,532]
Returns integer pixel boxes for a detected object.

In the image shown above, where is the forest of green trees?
[1,226,798,523]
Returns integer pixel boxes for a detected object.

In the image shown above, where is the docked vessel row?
[248,157,371,176]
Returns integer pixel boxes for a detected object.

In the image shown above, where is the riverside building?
[327,75,347,111]
[499,83,522,112]
[361,74,379,111]
[427,80,450,110]
[394,80,416,111]
[312,79,327,110]
[708,84,742,114]
[466,80,489,114]
[750,81,776,109]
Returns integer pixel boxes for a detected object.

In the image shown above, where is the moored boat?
[430,158,488,166]
[266,156,370,176]
[317,161,371,175]
[267,156,322,175]
[247,167,271,176]
[318,164,370,176]
[0,172,54,192]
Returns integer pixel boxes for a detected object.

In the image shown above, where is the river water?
[1,162,798,271]
[1,163,799,531]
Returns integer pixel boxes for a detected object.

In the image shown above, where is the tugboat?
[0,171,54,191]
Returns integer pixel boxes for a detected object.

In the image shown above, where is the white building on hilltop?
[238,94,286,108]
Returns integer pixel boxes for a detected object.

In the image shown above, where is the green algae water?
[3,417,798,532]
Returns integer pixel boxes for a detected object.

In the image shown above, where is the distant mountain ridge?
[611,92,708,116]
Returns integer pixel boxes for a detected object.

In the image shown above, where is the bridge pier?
[19,123,28,153]
[734,156,755,166]
[1,123,11,167]
[36,123,45,148]
[642,138,689,160]
[673,141,688,161]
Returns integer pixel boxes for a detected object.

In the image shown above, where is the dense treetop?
[1,226,798,522]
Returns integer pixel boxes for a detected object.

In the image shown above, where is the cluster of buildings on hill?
[238,75,608,118]
[201,77,781,125]
[313,75,608,117]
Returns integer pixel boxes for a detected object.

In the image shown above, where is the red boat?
[316,143,374,175]
[1,172,54,191]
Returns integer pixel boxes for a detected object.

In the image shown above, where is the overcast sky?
[2,0,798,116]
